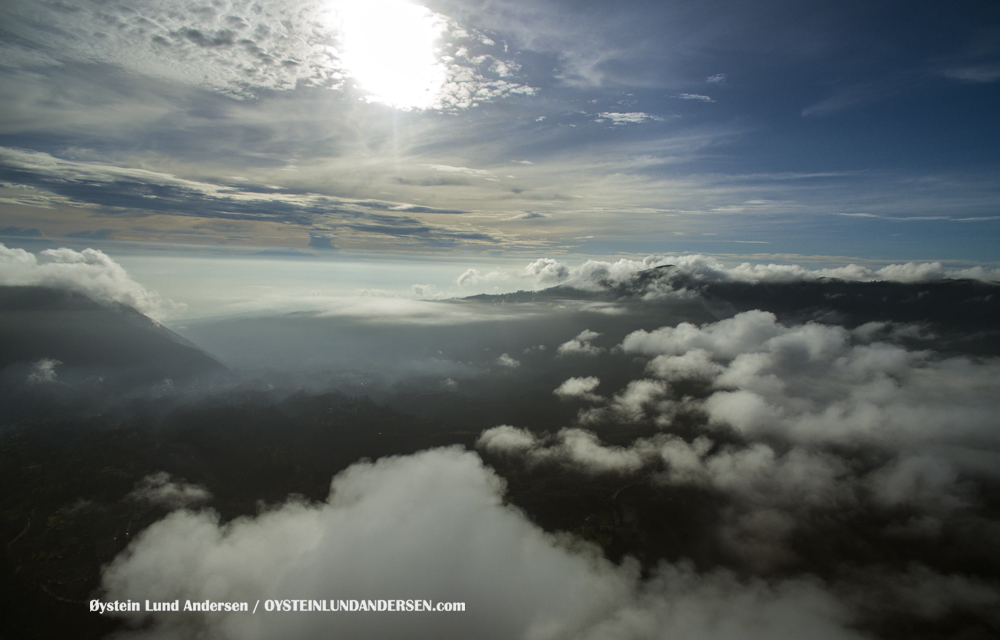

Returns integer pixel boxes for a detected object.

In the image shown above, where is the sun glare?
[332,0,447,110]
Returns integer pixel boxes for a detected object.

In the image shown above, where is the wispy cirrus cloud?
[677,93,714,103]
[0,147,504,247]
[942,64,1000,83]
[596,111,665,125]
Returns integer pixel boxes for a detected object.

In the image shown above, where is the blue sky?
[0,0,997,263]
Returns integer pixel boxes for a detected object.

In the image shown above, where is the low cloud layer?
[621,310,1000,448]
[104,447,913,640]
[478,306,1000,578]
[491,309,1000,482]
[480,426,659,474]
[18,264,994,639]
[127,472,212,510]
[458,255,1000,295]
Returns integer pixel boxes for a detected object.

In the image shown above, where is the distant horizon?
[3,238,998,324]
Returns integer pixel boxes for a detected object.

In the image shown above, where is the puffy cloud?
[454,255,999,301]
[650,255,876,285]
[476,425,539,454]
[482,425,849,513]
[508,308,995,570]
[26,358,60,384]
[621,311,1000,451]
[482,425,979,554]
[550,429,657,473]
[874,262,947,283]
[126,472,212,510]
[657,436,714,483]
[595,379,671,424]
[557,341,603,356]
[657,438,852,511]
[103,448,619,639]
[645,349,724,380]
[479,420,980,573]
[623,311,785,360]
[554,376,603,402]
[478,427,659,474]
[474,420,985,573]
[510,255,1000,293]
[470,304,999,575]
[100,447,888,640]
[524,258,571,286]
[703,390,782,434]
[495,353,521,368]
[557,329,605,356]
[0,243,176,320]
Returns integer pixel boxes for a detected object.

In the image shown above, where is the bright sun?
[331,0,447,110]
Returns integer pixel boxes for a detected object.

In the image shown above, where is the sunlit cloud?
[596,111,665,125]
[678,93,715,102]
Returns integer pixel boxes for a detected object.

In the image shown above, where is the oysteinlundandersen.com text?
[265,599,465,612]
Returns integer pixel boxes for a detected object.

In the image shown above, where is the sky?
[0,0,998,274]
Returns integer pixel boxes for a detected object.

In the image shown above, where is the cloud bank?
[621,310,1000,448]
[478,307,1000,580]
[457,255,1000,295]
[104,447,880,640]
[0,243,175,319]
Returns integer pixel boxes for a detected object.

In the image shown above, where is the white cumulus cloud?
[0,243,177,320]
[495,353,521,368]
[557,329,605,356]
[102,447,873,640]
[554,376,603,402]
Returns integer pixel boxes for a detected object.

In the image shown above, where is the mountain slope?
[0,285,226,386]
